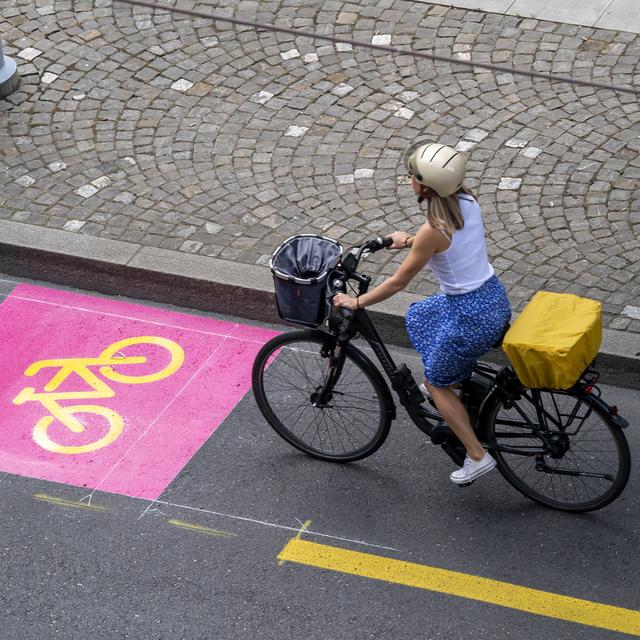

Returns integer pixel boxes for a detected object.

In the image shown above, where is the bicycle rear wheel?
[252,330,392,462]
[487,389,631,512]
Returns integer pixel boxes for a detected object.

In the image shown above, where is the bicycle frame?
[326,265,468,465]
[327,308,616,472]
[258,236,632,510]
[322,241,629,471]
[337,308,435,426]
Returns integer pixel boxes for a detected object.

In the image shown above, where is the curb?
[414,0,640,35]
[1,219,639,390]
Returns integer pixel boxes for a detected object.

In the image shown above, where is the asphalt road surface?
[0,274,638,640]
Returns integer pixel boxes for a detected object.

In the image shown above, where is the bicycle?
[252,237,631,512]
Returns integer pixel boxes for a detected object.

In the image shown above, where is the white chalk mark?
[6,295,269,343]
[85,336,233,498]
[138,500,157,520]
[148,499,399,551]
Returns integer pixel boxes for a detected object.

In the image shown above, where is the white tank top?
[427,195,494,295]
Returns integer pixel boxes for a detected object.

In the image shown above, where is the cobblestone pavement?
[1,0,639,332]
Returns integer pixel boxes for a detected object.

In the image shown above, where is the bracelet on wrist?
[356,297,361,309]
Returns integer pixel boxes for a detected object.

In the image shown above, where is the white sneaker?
[450,452,496,485]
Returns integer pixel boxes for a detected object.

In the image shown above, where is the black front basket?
[270,234,342,327]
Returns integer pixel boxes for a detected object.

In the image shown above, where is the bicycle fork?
[311,342,347,407]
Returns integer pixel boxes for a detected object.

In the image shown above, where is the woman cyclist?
[333,142,511,484]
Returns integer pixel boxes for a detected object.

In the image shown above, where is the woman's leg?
[424,380,485,460]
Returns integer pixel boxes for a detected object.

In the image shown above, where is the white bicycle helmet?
[403,142,466,198]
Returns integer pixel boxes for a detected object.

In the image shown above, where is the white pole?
[0,35,20,99]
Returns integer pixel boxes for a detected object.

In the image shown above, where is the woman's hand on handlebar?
[386,231,412,249]
[333,293,360,310]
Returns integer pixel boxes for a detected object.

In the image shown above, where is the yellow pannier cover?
[502,291,602,390]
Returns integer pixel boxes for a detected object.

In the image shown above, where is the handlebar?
[329,236,394,319]
[341,236,392,274]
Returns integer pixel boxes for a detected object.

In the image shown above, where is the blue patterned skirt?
[405,275,511,388]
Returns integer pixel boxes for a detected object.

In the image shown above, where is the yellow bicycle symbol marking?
[13,336,185,455]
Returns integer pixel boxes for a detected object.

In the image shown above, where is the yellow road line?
[33,493,107,512]
[278,538,640,637]
[279,519,312,566]
[294,520,313,541]
[168,519,237,538]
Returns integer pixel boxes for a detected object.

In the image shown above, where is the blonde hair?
[427,186,475,238]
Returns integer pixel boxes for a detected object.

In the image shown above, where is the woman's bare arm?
[334,224,448,310]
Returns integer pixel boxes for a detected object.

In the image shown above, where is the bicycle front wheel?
[487,390,631,512]
[252,330,392,462]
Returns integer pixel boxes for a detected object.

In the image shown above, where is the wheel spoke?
[488,390,630,511]
[254,335,389,461]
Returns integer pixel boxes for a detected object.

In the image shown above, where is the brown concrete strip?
[129,246,274,292]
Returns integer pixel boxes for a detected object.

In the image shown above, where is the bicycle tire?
[486,390,631,512]
[252,330,392,462]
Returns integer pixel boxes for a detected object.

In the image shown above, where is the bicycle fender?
[474,385,504,442]
[584,393,629,429]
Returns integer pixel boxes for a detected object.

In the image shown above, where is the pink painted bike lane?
[0,284,279,500]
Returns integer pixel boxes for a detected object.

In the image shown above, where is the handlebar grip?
[365,236,394,253]
[330,297,354,321]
